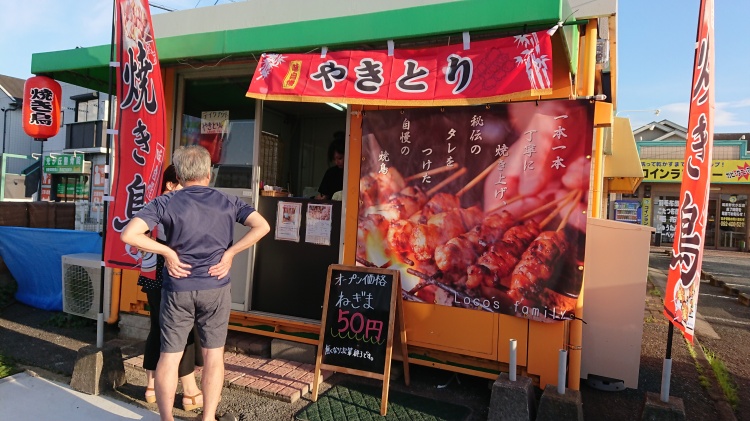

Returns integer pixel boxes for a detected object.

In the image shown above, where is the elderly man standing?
[122,145,270,421]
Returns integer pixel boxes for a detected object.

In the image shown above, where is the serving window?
[177,72,256,189]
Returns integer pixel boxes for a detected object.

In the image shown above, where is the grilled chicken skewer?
[360,155,497,263]
[399,191,578,307]
[360,168,408,209]
[407,268,493,312]
[462,190,578,291]
[508,191,582,303]
[464,219,542,290]
[434,210,516,274]
[360,165,463,233]
[436,191,572,275]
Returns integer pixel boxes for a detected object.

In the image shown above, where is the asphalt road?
[648,249,750,326]
[649,248,750,287]
[648,248,750,420]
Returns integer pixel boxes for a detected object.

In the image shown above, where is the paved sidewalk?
[0,371,160,420]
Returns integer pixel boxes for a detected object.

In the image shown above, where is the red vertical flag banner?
[105,0,166,269]
[663,0,715,342]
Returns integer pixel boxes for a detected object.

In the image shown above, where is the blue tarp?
[0,227,102,311]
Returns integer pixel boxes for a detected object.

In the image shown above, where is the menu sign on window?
[200,110,229,134]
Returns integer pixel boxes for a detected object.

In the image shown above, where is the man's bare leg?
[200,346,225,421]
[155,351,184,421]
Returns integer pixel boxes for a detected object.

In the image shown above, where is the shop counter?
[251,196,342,320]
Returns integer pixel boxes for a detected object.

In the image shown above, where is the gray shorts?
[160,285,231,353]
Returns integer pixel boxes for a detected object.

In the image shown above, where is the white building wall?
[1,91,37,174]
[1,82,105,175]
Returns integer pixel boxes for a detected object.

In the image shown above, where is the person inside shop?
[122,145,271,421]
[136,164,204,412]
[315,131,346,200]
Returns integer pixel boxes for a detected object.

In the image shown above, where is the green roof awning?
[32,0,575,92]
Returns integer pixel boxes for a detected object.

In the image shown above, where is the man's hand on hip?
[208,252,234,280]
[165,250,191,278]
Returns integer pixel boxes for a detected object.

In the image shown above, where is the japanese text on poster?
[275,201,301,242]
[357,100,593,322]
[306,203,333,246]
[662,0,715,342]
[654,197,680,244]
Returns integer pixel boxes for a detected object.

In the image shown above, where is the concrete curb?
[709,275,720,287]
[722,284,740,297]
[706,272,750,307]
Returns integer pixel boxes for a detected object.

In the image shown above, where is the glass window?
[259,132,283,187]
[179,76,256,188]
[76,98,99,122]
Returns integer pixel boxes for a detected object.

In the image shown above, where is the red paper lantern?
[22,76,62,141]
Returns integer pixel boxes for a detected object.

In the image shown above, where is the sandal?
[144,387,156,404]
[183,391,204,411]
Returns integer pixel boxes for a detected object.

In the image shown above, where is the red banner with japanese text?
[105,0,166,269]
[247,31,553,106]
[663,0,715,342]
[357,100,593,321]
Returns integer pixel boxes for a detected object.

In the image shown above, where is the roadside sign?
[44,154,84,174]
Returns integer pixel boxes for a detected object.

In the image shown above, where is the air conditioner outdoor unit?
[62,253,113,320]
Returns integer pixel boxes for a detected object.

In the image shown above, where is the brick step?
[124,351,331,403]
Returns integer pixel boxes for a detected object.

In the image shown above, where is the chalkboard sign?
[312,264,410,416]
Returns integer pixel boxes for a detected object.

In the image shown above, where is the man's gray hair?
[172,145,211,183]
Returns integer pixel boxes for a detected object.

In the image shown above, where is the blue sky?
[617,0,750,132]
[1,0,748,133]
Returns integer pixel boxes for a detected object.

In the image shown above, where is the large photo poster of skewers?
[357,100,594,322]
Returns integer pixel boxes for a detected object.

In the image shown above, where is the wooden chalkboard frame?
[311,264,410,416]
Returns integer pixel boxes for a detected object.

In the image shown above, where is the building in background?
[613,119,750,250]
[1,74,30,200]
[0,74,107,203]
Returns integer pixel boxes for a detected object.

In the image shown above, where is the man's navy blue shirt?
[136,185,256,292]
